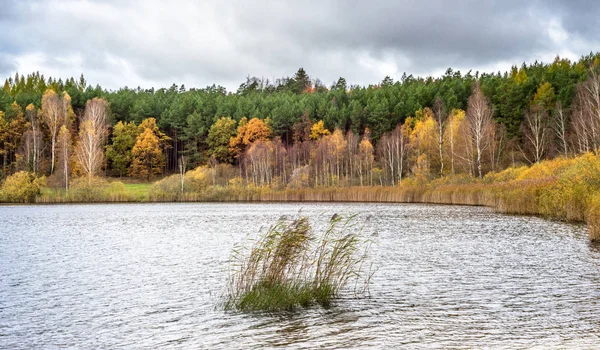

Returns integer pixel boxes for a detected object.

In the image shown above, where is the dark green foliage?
[106,121,139,176]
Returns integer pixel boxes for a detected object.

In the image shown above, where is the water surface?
[1,203,599,348]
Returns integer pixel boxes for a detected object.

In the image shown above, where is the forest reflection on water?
[1,202,599,349]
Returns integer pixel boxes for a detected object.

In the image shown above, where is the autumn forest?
[1,53,600,209]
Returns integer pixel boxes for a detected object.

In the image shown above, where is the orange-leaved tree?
[129,118,170,180]
[229,117,271,159]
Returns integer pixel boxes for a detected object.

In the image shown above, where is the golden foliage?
[309,120,330,140]
[130,127,165,180]
[0,171,44,203]
[230,117,272,158]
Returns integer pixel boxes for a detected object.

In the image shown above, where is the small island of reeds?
[224,214,373,312]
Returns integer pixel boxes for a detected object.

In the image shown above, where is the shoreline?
[3,178,597,240]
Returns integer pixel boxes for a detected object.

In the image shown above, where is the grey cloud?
[0,0,597,91]
[547,0,600,38]
[0,54,16,75]
[227,0,558,73]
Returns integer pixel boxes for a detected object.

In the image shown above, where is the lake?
[1,203,599,348]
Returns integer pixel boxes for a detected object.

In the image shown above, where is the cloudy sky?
[0,0,597,91]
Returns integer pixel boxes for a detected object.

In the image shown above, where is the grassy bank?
[35,179,152,203]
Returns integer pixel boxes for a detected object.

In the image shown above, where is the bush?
[69,176,131,202]
[483,166,527,183]
[225,214,373,312]
[148,174,181,201]
[70,177,110,202]
[186,166,212,191]
[587,193,600,241]
[0,171,44,203]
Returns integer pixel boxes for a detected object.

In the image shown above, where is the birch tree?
[379,124,408,185]
[179,155,186,195]
[41,90,61,174]
[466,82,493,178]
[25,104,42,175]
[553,102,569,157]
[56,125,72,195]
[75,98,109,181]
[433,97,447,176]
[358,135,374,186]
[41,90,73,174]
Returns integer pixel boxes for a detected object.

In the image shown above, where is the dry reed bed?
[26,152,600,240]
[31,182,600,240]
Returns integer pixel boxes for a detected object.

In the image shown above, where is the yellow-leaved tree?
[0,111,7,178]
[129,118,170,180]
[409,107,439,177]
[309,120,330,140]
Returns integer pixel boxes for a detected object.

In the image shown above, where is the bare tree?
[379,124,408,185]
[75,98,109,181]
[41,90,62,174]
[585,66,600,151]
[25,104,42,175]
[521,107,551,164]
[76,121,103,181]
[486,122,506,171]
[83,98,109,142]
[571,99,591,154]
[466,82,493,178]
[345,131,359,182]
[433,97,447,176]
[179,155,186,195]
[570,67,600,154]
[553,102,569,157]
[20,129,43,174]
[57,125,72,195]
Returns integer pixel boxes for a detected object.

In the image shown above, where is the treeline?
[1,53,600,189]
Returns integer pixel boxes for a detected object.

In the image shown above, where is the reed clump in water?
[225,214,373,312]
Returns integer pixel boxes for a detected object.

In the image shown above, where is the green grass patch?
[123,183,151,201]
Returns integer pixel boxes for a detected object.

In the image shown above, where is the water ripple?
[1,203,599,349]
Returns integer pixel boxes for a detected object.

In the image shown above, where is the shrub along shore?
[2,153,600,240]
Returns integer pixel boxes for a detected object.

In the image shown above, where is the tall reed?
[225,214,373,312]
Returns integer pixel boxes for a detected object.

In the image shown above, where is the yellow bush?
[587,193,600,241]
[516,157,574,181]
[148,175,181,201]
[68,177,132,202]
[0,171,45,203]
[185,166,212,191]
[483,166,527,183]
[70,177,109,202]
[229,176,244,188]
